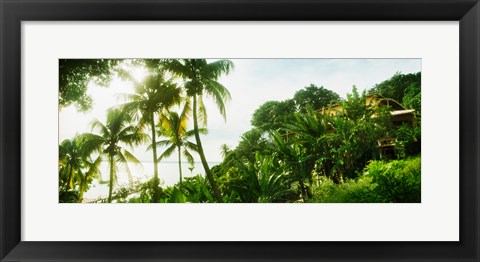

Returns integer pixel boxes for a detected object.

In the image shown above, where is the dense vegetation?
[59,59,421,203]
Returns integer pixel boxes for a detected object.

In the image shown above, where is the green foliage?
[320,87,393,181]
[79,109,146,202]
[235,128,269,162]
[163,59,234,202]
[402,82,421,112]
[112,181,144,203]
[59,60,421,204]
[59,59,121,111]
[156,103,203,188]
[293,84,341,112]
[368,72,421,106]
[309,176,380,203]
[119,69,182,202]
[309,157,420,203]
[270,131,314,201]
[229,153,292,203]
[180,176,216,203]
[137,178,164,203]
[59,136,100,202]
[251,100,296,132]
[394,124,421,158]
[365,157,421,203]
[59,185,80,203]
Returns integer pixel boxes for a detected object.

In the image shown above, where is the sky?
[59,59,421,164]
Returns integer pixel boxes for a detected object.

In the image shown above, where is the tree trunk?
[178,146,183,189]
[108,156,114,203]
[298,174,307,202]
[192,95,223,202]
[78,189,84,203]
[67,165,74,189]
[150,115,160,202]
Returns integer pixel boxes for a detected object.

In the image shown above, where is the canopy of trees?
[59,59,121,111]
[368,72,421,110]
[293,84,341,112]
[59,60,421,204]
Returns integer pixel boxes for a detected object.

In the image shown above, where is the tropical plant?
[364,157,421,203]
[59,136,101,202]
[79,109,146,203]
[270,131,314,201]
[164,59,234,202]
[326,87,392,180]
[118,69,181,202]
[235,128,269,162]
[220,144,231,160]
[233,153,292,203]
[155,102,205,188]
[308,176,380,203]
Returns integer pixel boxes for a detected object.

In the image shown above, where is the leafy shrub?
[59,185,80,203]
[230,153,293,203]
[180,175,216,203]
[137,178,164,203]
[309,176,380,203]
[309,157,421,203]
[394,124,421,158]
[365,157,421,203]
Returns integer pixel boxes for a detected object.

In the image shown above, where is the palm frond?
[90,119,109,136]
[197,95,208,127]
[183,149,195,165]
[184,141,199,152]
[116,67,142,86]
[158,145,176,161]
[202,59,234,79]
[163,59,191,79]
[85,155,103,180]
[204,80,230,120]
[78,133,105,155]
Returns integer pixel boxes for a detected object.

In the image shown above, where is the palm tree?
[234,153,291,203]
[155,102,205,188]
[80,109,146,203]
[270,131,313,202]
[220,144,231,160]
[59,136,101,202]
[164,59,234,202]
[118,69,181,202]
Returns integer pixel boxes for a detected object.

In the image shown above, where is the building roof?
[320,93,409,113]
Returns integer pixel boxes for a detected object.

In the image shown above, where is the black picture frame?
[1,0,479,261]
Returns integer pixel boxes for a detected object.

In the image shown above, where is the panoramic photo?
[59,59,421,203]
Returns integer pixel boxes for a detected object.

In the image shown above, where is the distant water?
[83,161,220,199]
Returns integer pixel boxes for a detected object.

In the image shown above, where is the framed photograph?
[1,0,479,261]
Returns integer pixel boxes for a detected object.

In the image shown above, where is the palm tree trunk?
[178,146,183,188]
[67,166,74,189]
[150,115,160,202]
[192,95,223,202]
[108,156,114,203]
[299,179,307,202]
[78,189,84,203]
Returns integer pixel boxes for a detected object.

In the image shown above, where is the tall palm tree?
[164,59,234,202]
[155,102,205,188]
[80,109,146,203]
[59,136,101,202]
[118,69,181,202]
